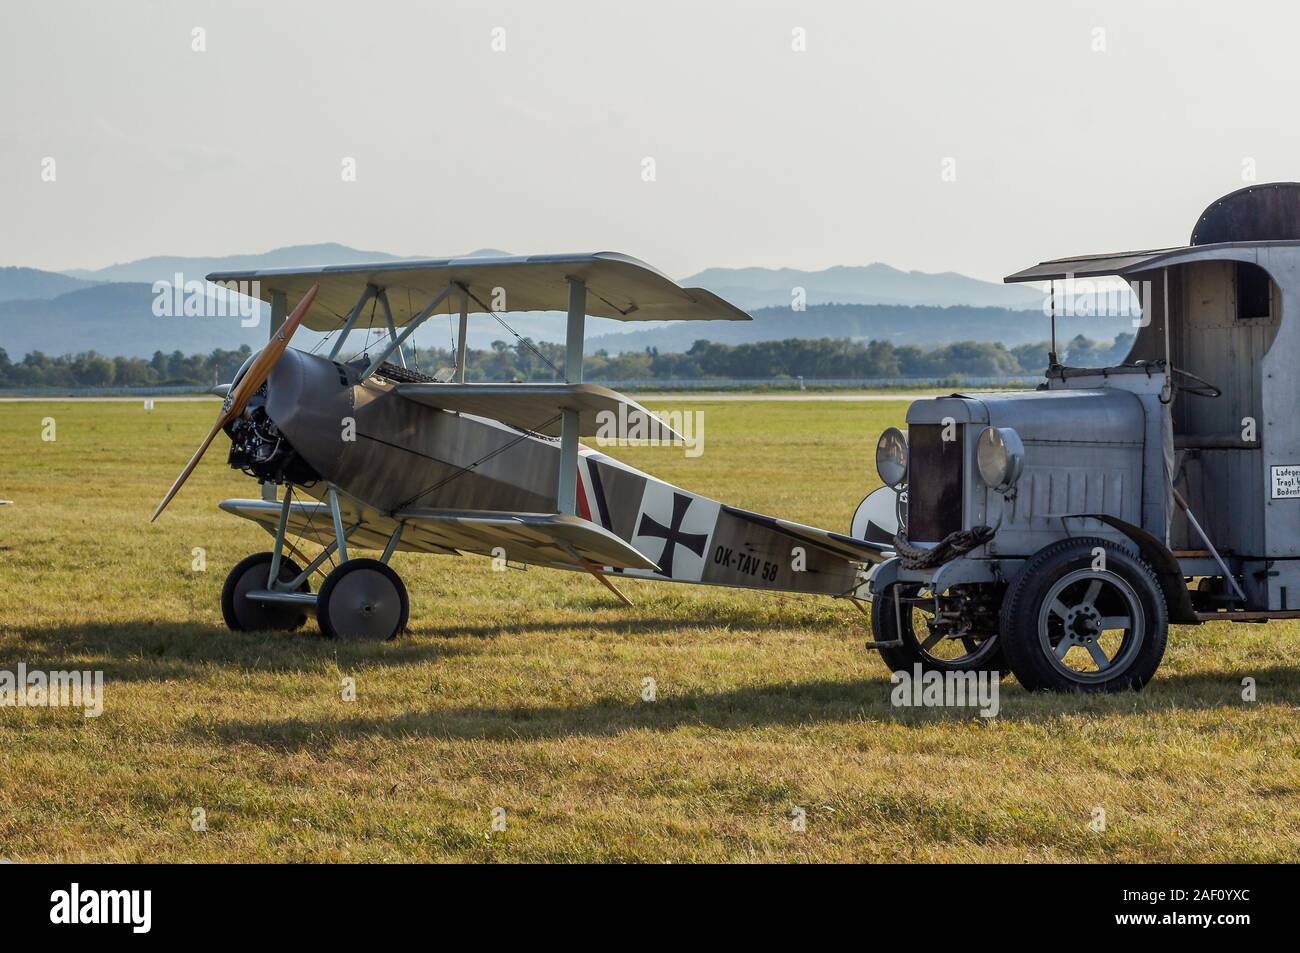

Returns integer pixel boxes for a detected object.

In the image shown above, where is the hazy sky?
[3,0,1298,282]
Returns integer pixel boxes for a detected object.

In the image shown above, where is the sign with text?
[1271,465,1300,499]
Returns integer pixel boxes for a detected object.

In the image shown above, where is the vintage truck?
[862,183,1300,692]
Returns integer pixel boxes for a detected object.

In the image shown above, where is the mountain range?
[0,244,1087,360]
[585,302,1128,354]
[0,267,100,303]
[681,262,1043,311]
[59,243,511,284]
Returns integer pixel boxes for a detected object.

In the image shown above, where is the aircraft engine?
[225,388,321,485]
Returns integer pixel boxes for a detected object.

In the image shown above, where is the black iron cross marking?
[637,492,709,577]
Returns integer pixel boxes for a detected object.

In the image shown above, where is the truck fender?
[931,557,1019,592]
[867,557,903,598]
[1077,514,1199,625]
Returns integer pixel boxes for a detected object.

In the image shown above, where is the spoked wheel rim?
[1037,569,1145,683]
[898,589,1000,666]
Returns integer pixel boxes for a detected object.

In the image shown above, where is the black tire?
[317,558,409,641]
[999,537,1168,693]
[221,552,311,632]
[871,582,1007,676]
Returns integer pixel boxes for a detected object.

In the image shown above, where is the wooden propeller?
[150,283,320,522]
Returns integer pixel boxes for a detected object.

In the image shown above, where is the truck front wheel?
[871,582,1006,676]
[999,538,1168,692]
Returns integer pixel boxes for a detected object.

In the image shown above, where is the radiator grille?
[907,423,964,541]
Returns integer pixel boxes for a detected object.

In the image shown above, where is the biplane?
[152,253,892,640]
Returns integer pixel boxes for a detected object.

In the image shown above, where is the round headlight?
[875,427,908,488]
[977,426,1025,492]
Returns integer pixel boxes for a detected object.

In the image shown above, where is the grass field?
[1,397,1297,863]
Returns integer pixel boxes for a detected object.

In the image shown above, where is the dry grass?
[0,397,1297,862]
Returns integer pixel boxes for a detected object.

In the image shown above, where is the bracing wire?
[459,286,562,379]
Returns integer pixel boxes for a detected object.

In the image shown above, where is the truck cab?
[865,182,1300,692]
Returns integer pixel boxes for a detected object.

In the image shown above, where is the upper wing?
[206,251,752,332]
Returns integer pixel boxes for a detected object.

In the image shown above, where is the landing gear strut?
[221,482,410,641]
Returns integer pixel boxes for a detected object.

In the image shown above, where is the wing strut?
[556,278,585,515]
[359,284,456,381]
[455,284,469,382]
[328,284,378,360]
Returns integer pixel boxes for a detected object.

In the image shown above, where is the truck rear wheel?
[999,538,1167,692]
[871,582,1006,676]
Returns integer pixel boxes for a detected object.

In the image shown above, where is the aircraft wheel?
[221,552,311,632]
[871,582,1006,676]
[317,558,409,641]
[998,538,1168,693]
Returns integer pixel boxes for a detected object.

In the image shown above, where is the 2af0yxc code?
[1125,889,1250,904]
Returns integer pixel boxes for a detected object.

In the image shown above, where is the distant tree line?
[407,332,1133,381]
[0,346,254,388]
[0,333,1132,389]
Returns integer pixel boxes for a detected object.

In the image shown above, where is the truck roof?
[1004,182,1300,283]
